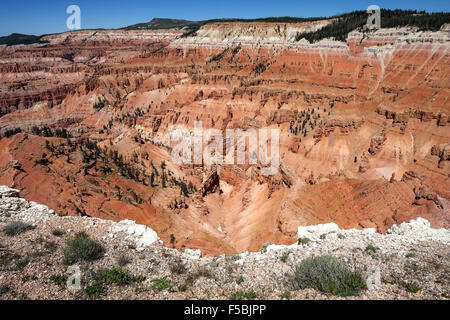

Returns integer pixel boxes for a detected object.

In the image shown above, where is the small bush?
[280,253,289,263]
[150,278,172,292]
[365,244,378,254]
[236,276,244,285]
[50,274,68,286]
[406,283,421,293]
[179,284,187,292]
[85,281,106,299]
[13,258,29,271]
[63,232,105,264]
[21,275,37,282]
[95,268,146,286]
[280,291,291,300]
[290,256,366,297]
[3,221,35,236]
[230,291,257,300]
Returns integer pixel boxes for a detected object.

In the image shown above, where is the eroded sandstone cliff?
[0,22,448,255]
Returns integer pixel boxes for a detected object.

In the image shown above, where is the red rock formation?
[0,24,448,255]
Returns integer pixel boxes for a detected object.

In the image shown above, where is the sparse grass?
[13,258,29,271]
[230,291,257,300]
[95,268,146,286]
[21,275,37,282]
[63,232,105,264]
[85,281,106,299]
[298,238,311,246]
[150,278,172,292]
[290,256,366,297]
[50,274,68,286]
[236,276,244,285]
[406,283,421,293]
[280,253,289,263]
[382,278,396,285]
[116,254,131,267]
[406,252,416,258]
[3,221,35,236]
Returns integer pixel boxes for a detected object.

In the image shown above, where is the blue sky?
[0,0,449,36]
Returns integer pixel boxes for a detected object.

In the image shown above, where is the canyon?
[0,20,448,255]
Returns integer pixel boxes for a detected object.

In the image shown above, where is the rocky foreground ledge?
[0,186,449,300]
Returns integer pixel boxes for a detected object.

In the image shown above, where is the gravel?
[0,186,449,300]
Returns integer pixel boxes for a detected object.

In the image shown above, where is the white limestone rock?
[297,222,340,241]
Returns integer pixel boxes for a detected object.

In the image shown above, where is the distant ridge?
[0,33,47,46]
[2,10,449,46]
[123,18,204,31]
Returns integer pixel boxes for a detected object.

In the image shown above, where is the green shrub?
[63,232,105,264]
[3,221,35,236]
[85,281,106,299]
[406,283,421,293]
[280,253,289,263]
[50,274,68,286]
[21,275,37,282]
[150,278,172,292]
[95,268,146,286]
[230,291,257,300]
[280,291,291,300]
[290,256,366,297]
[179,284,187,292]
[236,276,244,285]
